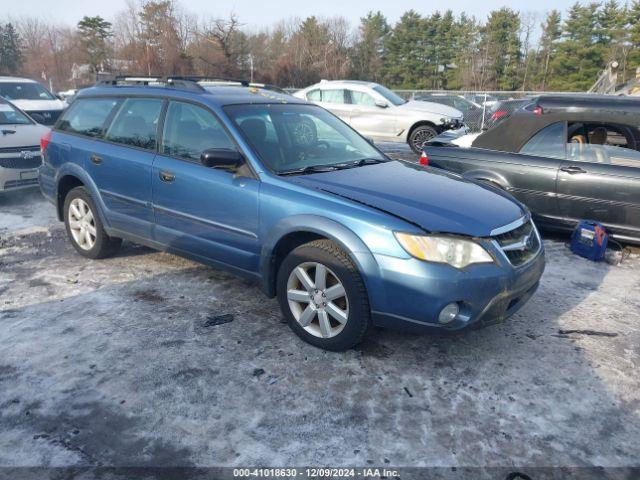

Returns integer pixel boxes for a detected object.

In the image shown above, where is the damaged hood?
[290,161,526,237]
[398,100,463,120]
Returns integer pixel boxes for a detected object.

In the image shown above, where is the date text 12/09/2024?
[233,468,400,478]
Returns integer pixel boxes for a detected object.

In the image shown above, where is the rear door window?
[104,97,164,150]
[519,122,566,159]
[349,91,376,106]
[58,98,120,138]
[161,101,235,162]
[321,89,347,104]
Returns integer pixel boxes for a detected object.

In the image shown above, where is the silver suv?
[294,80,464,153]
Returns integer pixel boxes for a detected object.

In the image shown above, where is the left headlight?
[394,232,494,269]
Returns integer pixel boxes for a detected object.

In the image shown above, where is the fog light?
[438,303,459,324]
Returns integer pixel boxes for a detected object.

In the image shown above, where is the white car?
[0,98,49,192]
[0,76,67,126]
[294,80,464,153]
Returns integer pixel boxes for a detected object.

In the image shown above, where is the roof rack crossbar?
[96,75,207,92]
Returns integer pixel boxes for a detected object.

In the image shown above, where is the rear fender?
[55,163,110,228]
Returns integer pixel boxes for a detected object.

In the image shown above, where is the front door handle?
[560,166,587,174]
[159,170,175,183]
[90,154,102,165]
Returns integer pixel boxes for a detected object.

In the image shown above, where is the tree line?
[1,0,639,92]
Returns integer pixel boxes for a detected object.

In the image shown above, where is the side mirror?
[375,100,389,109]
[200,148,244,171]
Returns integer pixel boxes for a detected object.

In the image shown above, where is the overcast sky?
[7,0,576,28]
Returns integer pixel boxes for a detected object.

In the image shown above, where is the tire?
[277,239,370,351]
[408,125,438,153]
[63,186,121,259]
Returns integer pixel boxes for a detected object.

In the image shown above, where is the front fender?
[259,215,385,304]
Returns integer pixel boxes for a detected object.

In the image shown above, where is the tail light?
[420,151,429,166]
[533,106,543,116]
[40,130,53,152]
[491,110,507,122]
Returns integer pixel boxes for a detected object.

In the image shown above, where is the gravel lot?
[1,185,639,475]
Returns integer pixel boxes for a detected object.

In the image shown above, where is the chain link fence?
[394,90,545,133]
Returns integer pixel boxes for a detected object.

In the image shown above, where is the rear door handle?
[90,154,102,165]
[159,170,175,183]
[560,166,587,174]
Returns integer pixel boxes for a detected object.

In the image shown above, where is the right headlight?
[394,232,494,269]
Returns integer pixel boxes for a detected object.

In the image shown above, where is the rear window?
[58,98,120,138]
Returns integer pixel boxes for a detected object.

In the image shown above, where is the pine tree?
[350,11,389,82]
[479,8,522,90]
[0,23,23,75]
[77,16,113,73]
[383,10,427,88]
[548,2,604,91]
[536,10,562,89]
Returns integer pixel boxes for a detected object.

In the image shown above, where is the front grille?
[493,219,541,267]
[3,178,39,189]
[0,155,42,169]
[0,145,39,154]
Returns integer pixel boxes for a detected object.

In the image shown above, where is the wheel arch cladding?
[259,215,382,299]
[55,166,109,228]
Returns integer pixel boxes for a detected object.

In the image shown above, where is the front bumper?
[369,242,545,333]
[0,166,40,192]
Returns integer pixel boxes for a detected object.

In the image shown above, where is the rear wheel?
[63,186,121,259]
[277,240,370,351]
[408,125,438,153]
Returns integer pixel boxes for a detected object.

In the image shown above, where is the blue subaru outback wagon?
[39,77,544,351]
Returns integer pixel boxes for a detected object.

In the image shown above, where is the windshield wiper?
[332,158,388,169]
[278,164,340,176]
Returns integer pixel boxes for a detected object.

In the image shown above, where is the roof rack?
[96,75,207,92]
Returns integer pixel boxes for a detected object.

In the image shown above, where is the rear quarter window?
[58,98,120,138]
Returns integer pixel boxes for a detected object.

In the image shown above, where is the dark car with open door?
[423,94,640,244]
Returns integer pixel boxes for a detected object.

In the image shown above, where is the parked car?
[0,97,49,192]
[414,93,485,130]
[294,80,464,153]
[39,77,544,351]
[465,93,499,109]
[485,98,535,129]
[0,76,67,125]
[423,94,640,244]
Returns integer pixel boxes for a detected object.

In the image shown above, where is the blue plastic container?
[570,220,608,261]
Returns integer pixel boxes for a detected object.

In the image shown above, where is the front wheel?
[277,240,370,351]
[63,186,121,259]
[408,125,438,153]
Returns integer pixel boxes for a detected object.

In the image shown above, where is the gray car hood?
[398,100,463,120]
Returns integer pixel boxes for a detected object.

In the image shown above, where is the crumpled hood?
[290,161,525,237]
[398,100,463,120]
[9,99,67,112]
[0,123,50,148]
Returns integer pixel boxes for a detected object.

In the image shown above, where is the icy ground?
[1,189,639,471]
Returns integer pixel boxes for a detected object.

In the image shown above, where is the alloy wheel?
[68,198,97,251]
[411,128,436,150]
[286,261,349,338]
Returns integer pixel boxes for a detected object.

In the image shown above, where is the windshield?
[0,82,56,101]
[224,103,386,174]
[0,101,32,125]
[372,85,406,106]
